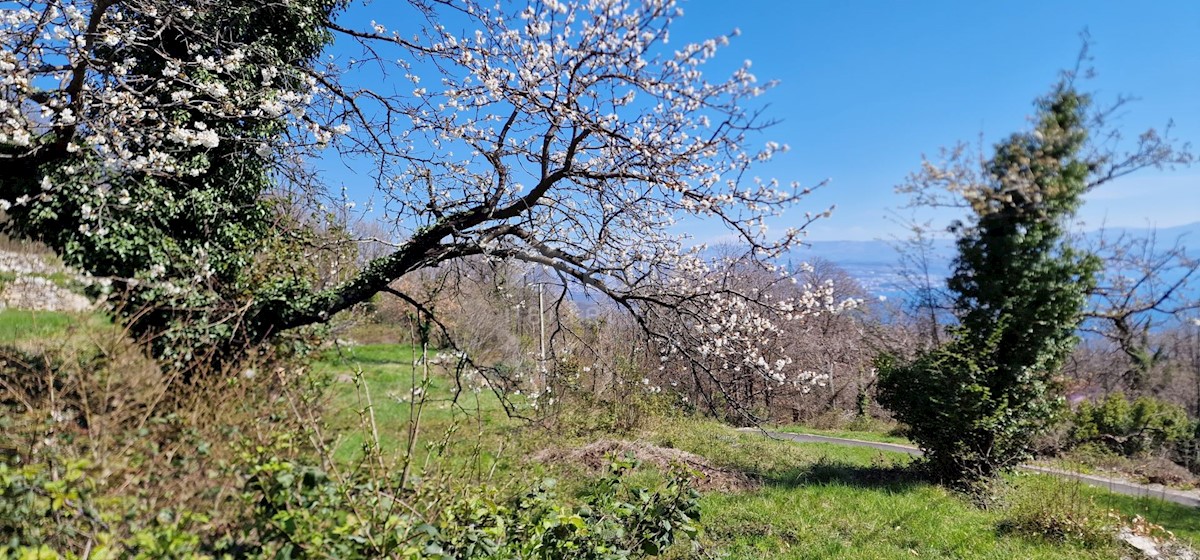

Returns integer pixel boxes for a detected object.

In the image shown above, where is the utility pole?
[538,282,547,393]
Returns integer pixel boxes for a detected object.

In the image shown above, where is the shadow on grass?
[758,457,932,494]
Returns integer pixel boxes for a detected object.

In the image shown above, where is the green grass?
[1097,494,1200,542]
[0,309,75,340]
[0,308,110,343]
[699,483,1095,559]
[640,419,1193,558]
[0,270,85,291]
[314,343,520,472]
[310,342,1200,558]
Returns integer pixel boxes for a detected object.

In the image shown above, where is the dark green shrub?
[0,458,213,559]
[877,337,1063,485]
[433,458,700,560]
[1070,392,1196,457]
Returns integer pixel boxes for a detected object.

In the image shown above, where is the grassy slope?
[316,342,1199,559]
[645,420,1198,558]
[314,343,530,481]
[4,310,1191,559]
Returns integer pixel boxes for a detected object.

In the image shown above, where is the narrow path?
[739,428,1200,508]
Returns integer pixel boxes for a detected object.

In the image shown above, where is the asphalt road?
[740,428,1200,508]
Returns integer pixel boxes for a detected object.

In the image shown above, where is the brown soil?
[533,439,758,492]
[1132,456,1197,489]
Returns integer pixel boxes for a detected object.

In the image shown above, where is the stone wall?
[0,250,92,313]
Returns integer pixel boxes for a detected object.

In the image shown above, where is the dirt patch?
[1048,450,1199,491]
[1132,456,1197,489]
[533,439,758,492]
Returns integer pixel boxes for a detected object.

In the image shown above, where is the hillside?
[2,299,1198,558]
[315,340,1200,559]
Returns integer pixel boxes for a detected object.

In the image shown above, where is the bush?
[996,475,1113,546]
[0,458,215,559]
[0,451,699,559]
[1069,392,1196,459]
[433,458,700,559]
[877,339,1062,487]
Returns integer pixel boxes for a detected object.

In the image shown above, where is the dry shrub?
[533,439,758,492]
[996,475,1116,547]
[0,313,322,539]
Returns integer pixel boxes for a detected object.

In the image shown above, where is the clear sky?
[330,0,1199,243]
[668,0,1199,241]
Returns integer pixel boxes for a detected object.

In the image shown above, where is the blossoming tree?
[1,0,846,402]
[1,0,344,366]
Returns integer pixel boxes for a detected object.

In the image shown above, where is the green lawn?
[0,309,80,341]
[317,342,1199,559]
[639,420,1195,558]
[314,343,522,477]
[0,308,113,345]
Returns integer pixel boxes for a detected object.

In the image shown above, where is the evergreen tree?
[878,84,1101,484]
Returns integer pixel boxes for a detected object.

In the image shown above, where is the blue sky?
[670,0,1199,241]
[330,0,1198,243]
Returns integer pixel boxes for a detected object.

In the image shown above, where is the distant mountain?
[798,221,1200,299]
[1099,221,1200,243]
[794,238,952,298]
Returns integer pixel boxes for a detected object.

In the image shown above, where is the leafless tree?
[1080,226,1200,393]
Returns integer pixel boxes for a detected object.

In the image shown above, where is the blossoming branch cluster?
[0,1,351,236]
